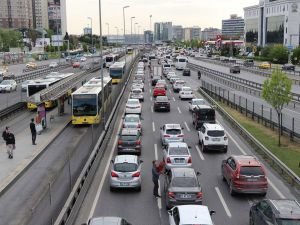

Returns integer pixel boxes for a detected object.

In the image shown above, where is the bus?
[27,72,74,109]
[126,47,133,54]
[71,77,112,125]
[109,61,126,84]
[105,54,120,68]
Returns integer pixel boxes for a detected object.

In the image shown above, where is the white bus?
[175,56,188,70]
[105,54,120,68]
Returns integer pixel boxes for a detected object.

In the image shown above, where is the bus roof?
[110,61,125,69]
[83,76,112,87]
[72,85,103,95]
[46,72,74,79]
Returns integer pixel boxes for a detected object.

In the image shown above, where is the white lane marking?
[177,107,182,114]
[151,107,154,113]
[172,97,176,102]
[215,187,232,218]
[152,121,155,132]
[169,89,172,94]
[149,88,152,93]
[154,144,158,160]
[150,96,153,101]
[154,144,162,210]
[285,107,300,115]
[267,178,286,198]
[88,115,123,219]
[195,145,205,160]
[184,121,191,132]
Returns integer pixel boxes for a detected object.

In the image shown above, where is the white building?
[244,0,300,48]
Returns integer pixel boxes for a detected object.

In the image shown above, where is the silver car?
[163,142,192,170]
[110,155,143,191]
[123,114,142,134]
[160,124,184,146]
[130,88,144,102]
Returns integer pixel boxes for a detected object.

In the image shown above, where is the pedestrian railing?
[0,102,26,121]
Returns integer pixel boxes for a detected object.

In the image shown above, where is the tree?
[0,29,23,51]
[292,46,300,65]
[269,45,288,64]
[262,68,292,146]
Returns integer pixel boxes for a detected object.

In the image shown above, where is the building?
[144,30,154,44]
[222,14,245,39]
[172,25,184,41]
[201,28,222,40]
[183,27,201,41]
[33,0,49,30]
[244,0,300,48]
[83,27,92,35]
[154,22,173,42]
[48,0,67,35]
[0,0,33,29]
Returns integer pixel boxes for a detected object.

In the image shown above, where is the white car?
[80,57,87,62]
[0,80,17,92]
[122,114,142,133]
[163,142,192,170]
[169,76,180,84]
[188,98,207,111]
[173,80,185,93]
[130,88,144,102]
[49,62,58,68]
[160,124,184,146]
[21,80,34,92]
[198,123,228,153]
[168,205,215,225]
[179,86,194,100]
[167,71,176,80]
[132,82,144,91]
[125,99,142,114]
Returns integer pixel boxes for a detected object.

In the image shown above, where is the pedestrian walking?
[5,129,15,159]
[152,160,161,198]
[30,118,37,145]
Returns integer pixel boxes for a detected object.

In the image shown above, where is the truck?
[192,105,216,130]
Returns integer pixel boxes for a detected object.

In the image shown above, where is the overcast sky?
[66,0,258,35]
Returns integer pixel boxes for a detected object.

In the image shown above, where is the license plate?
[120,182,129,186]
[247,178,258,182]
[175,159,184,163]
[212,138,220,141]
[180,194,191,199]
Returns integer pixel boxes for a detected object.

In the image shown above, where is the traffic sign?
[287,45,293,50]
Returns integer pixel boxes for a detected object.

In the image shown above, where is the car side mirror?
[167,209,173,216]
[140,159,144,163]
[111,159,114,163]
[209,210,216,216]
[181,127,184,130]
[196,171,201,176]
[188,145,191,149]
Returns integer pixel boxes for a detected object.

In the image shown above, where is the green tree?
[262,68,292,146]
[0,29,23,51]
[291,46,300,65]
[260,45,272,59]
[269,44,288,64]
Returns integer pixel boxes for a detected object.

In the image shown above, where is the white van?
[162,63,171,75]
[175,57,187,70]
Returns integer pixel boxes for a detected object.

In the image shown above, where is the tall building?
[48,0,67,35]
[33,0,49,30]
[201,28,221,40]
[222,14,245,39]
[172,25,184,41]
[183,27,201,41]
[144,30,154,44]
[154,22,172,42]
[0,0,33,29]
[244,0,300,47]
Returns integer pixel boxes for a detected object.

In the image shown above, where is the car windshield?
[169,147,189,155]
[163,64,171,68]
[276,219,300,225]
[114,163,138,172]
[125,116,139,123]
[127,100,139,105]
[175,81,185,85]
[240,166,264,176]
[132,90,142,94]
[207,130,225,137]
[166,129,181,135]
[172,177,197,187]
[193,99,206,105]
[181,87,191,91]
[120,135,138,141]
[178,58,186,62]
[156,96,168,101]
[1,81,10,85]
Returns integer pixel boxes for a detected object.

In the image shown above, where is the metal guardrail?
[198,86,300,193]
[0,102,26,120]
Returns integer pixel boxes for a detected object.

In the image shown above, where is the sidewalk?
[0,103,71,194]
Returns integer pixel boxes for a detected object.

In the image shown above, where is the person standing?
[30,118,37,145]
[152,160,161,198]
[5,129,15,159]
[2,126,9,142]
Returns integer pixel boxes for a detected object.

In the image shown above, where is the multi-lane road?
[74,61,298,225]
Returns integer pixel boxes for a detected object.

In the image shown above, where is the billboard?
[51,35,63,47]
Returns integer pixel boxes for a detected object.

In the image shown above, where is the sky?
[66,0,258,35]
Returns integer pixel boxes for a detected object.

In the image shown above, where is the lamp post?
[115,26,119,45]
[149,15,152,31]
[123,5,129,68]
[130,17,135,45]
[138,25,141,44]
[87,17,93,53]
[105,23,109,46]
[134,22,138,44]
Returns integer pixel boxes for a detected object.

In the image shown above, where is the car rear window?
[114,163,138,172]
[132,90,142,94]
[166,129,181,135]
[207,130,224,137]
[120,135,138,141]
[169,147,189,155]
[156,96,168,101]
[178,58,186,62]
[172,177,197,187]
[240,166,264,176]
[276,218,300,225]
[125,117,139,122]
[163,64,171,68]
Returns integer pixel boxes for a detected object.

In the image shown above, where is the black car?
[182,68,191,76]
[249,199,300,225]
[117,128,142,155]
[243,59,254,67]
[153,96,170,112]
[282,64,295,71]
[151,75,161,86]
[230,65,240,73]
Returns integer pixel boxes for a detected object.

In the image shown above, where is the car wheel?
[260,192,267,197]
[224,146,228,153]
[136,186,141,192]
[202,143,206,153]
[229,182,236,196]
[110,186,115,192]
[222,174,226,181]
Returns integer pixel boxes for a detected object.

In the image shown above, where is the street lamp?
[131,16,135,44]
[115,26,119,44]
[138,26,141,44]
[87,17,93,53]
[105,23,109,46]
[123,5,129,68]
[134,22,138,44]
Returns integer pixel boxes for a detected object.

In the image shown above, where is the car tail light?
[132,172,140,177]
[196,192,203,198]
[164,134,170,137]
[111,172,119,177]
[224,136,227,141]
[205,136,209,141]
[168,192,175,198]
[136,140,141,145]
[177,134,184,137]
[137,124,141,128]
[187,157,192,163]
[123,124,125,128]
[118,140,122,145]
[166,157,171,164]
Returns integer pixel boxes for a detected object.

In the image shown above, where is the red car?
[72,62,81,68]
[153,84,166,98]
[221,155,268,196]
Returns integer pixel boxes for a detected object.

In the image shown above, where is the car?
[117,128,142,155]
[0,80,17,92]
[151,75,162,86]
[130,88,144,102]
[164,168,202,209]
[132,80,144,91]
[179,86,194,100]
[26,62,37,69]
[84,217,132,225]
[168,205,215,225]
[173,80,185,93]
[229,57,236,63]
[160,124,184,146]
[49,62,58,68]
[243,59,254,67]
[156,79,167,89]
[282,63,295,71]
[162,63,172,75]
[182,68,191,76]
[230,65,240,73]
[258,61,271,69]
[167,71,176,79]
[153,84,166,98]
[80,56,87,62]
[169,76,180,84]
[153,95,170,112]
[110,155,143,191]
[188,98,206,111]
[198,123,228,153]
[166,59,174,67]
[125,99,142,114]
[249,199,300,225]
[21,80,34,92]
[122,114,142,133]
[220,56,229,62]
[221,155,268,196]
[192,105,216,130]
[163,142,192,171]
[72,62,81,68]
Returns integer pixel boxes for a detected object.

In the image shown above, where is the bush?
[292,47,300,65]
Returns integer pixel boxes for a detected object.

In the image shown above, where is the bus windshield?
[106,57,113,62]
[28,84,47,96]
[110,69,123,78]
[73,94,97,116]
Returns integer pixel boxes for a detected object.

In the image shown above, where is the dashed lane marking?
[215,186,232,218]
[195,145,205,160]
[177,107,182,114]
[152,121,155,132]
[172,97,176,102]
[268,178,286,199]
[184,121,191,132]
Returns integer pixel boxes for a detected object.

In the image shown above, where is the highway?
[74,62,298,225]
